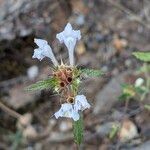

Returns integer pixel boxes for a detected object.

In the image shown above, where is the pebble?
[23,125,37,139]
[75,14,85,26]
[48,119,56,126]
[27,65,39,81]
[101,66,108,73]
[76,41,86,55]
[59,121,72,132]
[125,59,132,67]
[95,33,105,42]
[17,113,32,130]
[94,71,130,114]
[118,119,138,142]
[111,110,124,120]
[95,122,120,137]
[131,141,150,150]
[113,37,128,52]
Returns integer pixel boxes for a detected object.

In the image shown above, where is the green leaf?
[109,124,119,140]
[144,104,150,111]
[25,78,57,91]
[132,52,150,62]
[81,68,103,77]
[135,87,147,94]
[118,93,131,101]
[73,116,84,145]
[138,65,150,73]
[121,83,130,88]
[71,78,80,95]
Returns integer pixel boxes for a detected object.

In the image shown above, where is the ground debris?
[94,71,132,114]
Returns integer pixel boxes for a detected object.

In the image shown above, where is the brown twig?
[124,98,129,114]
[0,101,22,119]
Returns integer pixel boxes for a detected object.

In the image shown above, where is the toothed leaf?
[132,52,150,62]
[25,78,57,91]
[81,68,103,77]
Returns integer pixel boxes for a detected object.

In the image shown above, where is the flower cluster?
[32,23,90,121]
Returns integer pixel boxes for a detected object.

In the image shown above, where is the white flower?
[54,103,79,121]
[56,23,81,66]
[33,39,58,66]
[74,95,90,111]
[135,78,144,87]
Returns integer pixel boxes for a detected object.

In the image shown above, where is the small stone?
[111,110,124,120]
[95,33,105,42]
[75,14,85,26]
[17,113,32,129]
[95,122,120,137]
[59,121,72,132]
[76,41,86,55]
[48,119,56,126]
[131,141,150,150]
[125,59,132,67]
[118,119,138,142]
[27,65,39,81]
[101,66,108,73]
[19,28,32,37]
[113,37,128,52]
[95,122,114,136]
[35,143,42,150]
[49,132,72,142]
[23,125,37,139]
[94,71,130,114]
[6,81,40,109]
[135,114,144,125]
[112,68,119,76]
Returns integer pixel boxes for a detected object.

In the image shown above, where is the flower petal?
[32,48,44,61]
[34,39,48,47]
[56,23,81,66]
[71,111,80,121]
[74,95,91,111]
[33,38,58,66]
[64,23,73,34]
[54,103,80,121]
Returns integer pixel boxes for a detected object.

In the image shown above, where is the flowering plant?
[26,23,102,145]
[118,52,150,112]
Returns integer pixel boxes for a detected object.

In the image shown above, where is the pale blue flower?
[74,95,90,111]
[56,23,81,66]
[54,103,79,121]
[33,39,58,66]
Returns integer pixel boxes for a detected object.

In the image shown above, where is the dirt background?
[0,0,150,149]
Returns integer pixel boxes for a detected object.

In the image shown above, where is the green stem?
[141,63,150,101]
[73,114,84,146]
